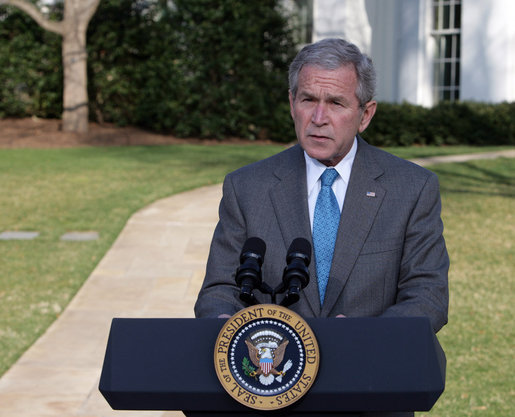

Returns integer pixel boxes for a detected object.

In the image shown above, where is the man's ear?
[358,100,377,133]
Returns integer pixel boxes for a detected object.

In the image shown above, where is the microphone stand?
[235,237,311,308]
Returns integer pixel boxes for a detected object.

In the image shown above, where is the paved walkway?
[0,149,513,417]
[0,184,223,417]
[408,148,515,167]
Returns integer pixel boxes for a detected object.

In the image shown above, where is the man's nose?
[311,103,328,125]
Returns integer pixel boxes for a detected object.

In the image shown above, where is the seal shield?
[214,304,319,410]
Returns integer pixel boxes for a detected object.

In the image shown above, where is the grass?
[383,145,514,160]
[0,143,285,377]
[417,157,514,417]
[1,144,514,417]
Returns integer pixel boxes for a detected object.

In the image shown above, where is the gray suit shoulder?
[362,139,437,183]
[227,144,303,182]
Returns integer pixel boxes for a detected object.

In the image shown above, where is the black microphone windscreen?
[288,238,311,263]
[241,237,266,259]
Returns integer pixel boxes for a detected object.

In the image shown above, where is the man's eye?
[332,101,342,106]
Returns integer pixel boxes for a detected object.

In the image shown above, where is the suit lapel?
[321,138,386,316]
[269,145,320,316]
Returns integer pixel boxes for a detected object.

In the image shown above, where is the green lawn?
[384,145,514,160]
[418,157,514,417]
[1,144,514,417]
[0,144,285,377]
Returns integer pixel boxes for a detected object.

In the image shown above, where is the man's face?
[289,65,376,166]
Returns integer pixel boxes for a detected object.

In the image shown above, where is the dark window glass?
[455,4,461,28]
[432,1,461,102]
[445,35,453,59]
[443,5,450,29]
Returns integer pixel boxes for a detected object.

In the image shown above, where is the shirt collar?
[304,137,357,193]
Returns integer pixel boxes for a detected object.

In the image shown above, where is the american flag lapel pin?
[366,191,376,197]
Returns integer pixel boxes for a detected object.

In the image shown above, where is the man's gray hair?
[288,38,376,107]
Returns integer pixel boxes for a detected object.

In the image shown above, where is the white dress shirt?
[304,137,357,231]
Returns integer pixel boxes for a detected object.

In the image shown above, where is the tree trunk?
[1,0,100,134]
[60,0,99,134]
[61,22,89,133]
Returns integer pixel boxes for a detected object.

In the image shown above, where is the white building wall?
[311,0,515,105]
[312,0,372,53]
[362,0,400,102]
[396,0,433,106]
[313,0,433,105]
[366,0,433,106]
[461,0,515,102]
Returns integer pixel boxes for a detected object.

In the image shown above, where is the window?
[431,0,461,101]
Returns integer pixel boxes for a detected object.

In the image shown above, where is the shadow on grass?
[430,159,515,199]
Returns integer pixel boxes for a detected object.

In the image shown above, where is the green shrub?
[86,0,157,126]
[2,2,513,145]
[0,6,62,118]
[86,0,297,142]
[1,0,297,141]
[363,101,515,146]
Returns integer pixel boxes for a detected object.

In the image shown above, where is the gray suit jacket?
[195,137,449,333]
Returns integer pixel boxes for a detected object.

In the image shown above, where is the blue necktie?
[313,168,340,305]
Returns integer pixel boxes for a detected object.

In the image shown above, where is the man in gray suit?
[195,38,448,336]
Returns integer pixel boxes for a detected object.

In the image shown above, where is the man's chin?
[304,148,344,167]
[307,152,336,166]
[303,145,333,162]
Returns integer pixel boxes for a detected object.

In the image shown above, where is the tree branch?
[0,0,64,35]
[83,0,101,24]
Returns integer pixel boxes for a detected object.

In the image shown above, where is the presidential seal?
[214,304,319,410]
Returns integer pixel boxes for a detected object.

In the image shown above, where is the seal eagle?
[245,331,290,385]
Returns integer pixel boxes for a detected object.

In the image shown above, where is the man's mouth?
[309,134,331,141]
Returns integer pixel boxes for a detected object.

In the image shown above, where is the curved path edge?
[0,184,223,417]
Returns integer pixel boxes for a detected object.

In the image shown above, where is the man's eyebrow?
[326,94,349,104]
[297,90,315,99]
[296,91,350,105]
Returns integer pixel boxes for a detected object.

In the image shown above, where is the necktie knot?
[320,168,339,187]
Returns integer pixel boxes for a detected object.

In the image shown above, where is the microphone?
[280,238,311,307]
[235,237,266,305]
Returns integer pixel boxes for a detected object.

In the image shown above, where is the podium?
[99,317,445,415]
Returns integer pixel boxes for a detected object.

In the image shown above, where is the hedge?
[0,7,62,119]
[1,2,514,145]
[1,0,298,142]
[362,101,515,146]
